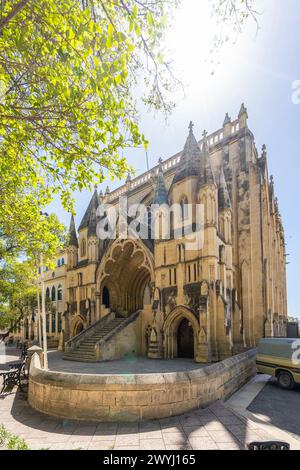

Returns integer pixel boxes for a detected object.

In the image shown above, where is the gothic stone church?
[59,104,287,363]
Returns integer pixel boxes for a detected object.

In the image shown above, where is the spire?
[261,144,267,159]
[173,121,201,184]
[87,206,97,238]
[78,188,99,231]
[67,215,78,247]
[153,158,168,205]
[199,130,215,186]
[238,102,248,119]
[218,167,231,210]
[223,113,231,126]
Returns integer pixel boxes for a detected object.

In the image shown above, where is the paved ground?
[0,345,296,451]
[47,350,207,375]
[248,378,300,442]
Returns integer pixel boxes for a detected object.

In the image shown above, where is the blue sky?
[48,0,300,318]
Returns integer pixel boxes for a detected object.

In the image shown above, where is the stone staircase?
[63,317,127,362]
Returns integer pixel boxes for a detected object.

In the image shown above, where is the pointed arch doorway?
[177,319,194,358]
[102,286,110,308]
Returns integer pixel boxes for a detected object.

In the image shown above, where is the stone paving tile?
[94,422,118,435]
[207,430,239,444]
[69,433,95,442]
[162,432,188,445]
[114,446,141,450]
[179,414,201,427]
[117,423,139,434]
[188,437,219,450]
[183,425,210,438]
[115,434,140,446]
[68,442,90,450]
[72,426,97,437]
[88,441,116,450]
[139,430,163,439]
[234,432,265,445]
[203,420,227,431]
[139,421,161,432]
[217,442,244,450]
[140,439,166,450]
[159,416,181,427]
[218,416,244,426]
[165,444,192,450]
[91,435,116,443]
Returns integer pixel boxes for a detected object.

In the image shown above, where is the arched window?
[81,239,86,257]
[46,287,50,300]
[57,284,62,301]
[180,197,189,220]
[61,258,65,265]
[147,207,152,236]
[57,259,61,267]
[51,286,56,301]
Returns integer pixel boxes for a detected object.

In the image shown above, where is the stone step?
[63,317,128,362]
[64,353,96,359]
[63,356,97,363]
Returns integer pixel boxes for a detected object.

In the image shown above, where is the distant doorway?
[75,322,84,336]
[177,318,194,358]
[102,286,110,308]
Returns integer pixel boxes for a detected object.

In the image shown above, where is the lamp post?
[36,268,42,348]
[39,211,49,370]
[40,253,48,369]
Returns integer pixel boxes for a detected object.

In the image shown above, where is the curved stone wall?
[28,350,256,422]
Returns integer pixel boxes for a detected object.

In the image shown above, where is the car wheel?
[277,371,294,390]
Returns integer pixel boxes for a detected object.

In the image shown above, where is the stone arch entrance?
[71,316,85,337]
[102,286,110,308]
[75,322,84,335]
[97,239,154,317]
[163,306,199,360]
[177,318,194,358]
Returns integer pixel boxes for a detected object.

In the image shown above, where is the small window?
[58,313,62,333]
[46,314,50,333]
[57,259,61,267]
[174,268,177,285]
[57,284,62,301]
[169,269,172,286]
[46,287,50,300]
[52,314,56,333]
[51,286,56,301]
[61,258,65,265]
[180,197,189,221]
[80,239,87,257]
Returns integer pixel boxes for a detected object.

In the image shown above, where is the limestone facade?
[40,105,288,362]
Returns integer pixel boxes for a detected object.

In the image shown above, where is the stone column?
[95,292,101,321]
